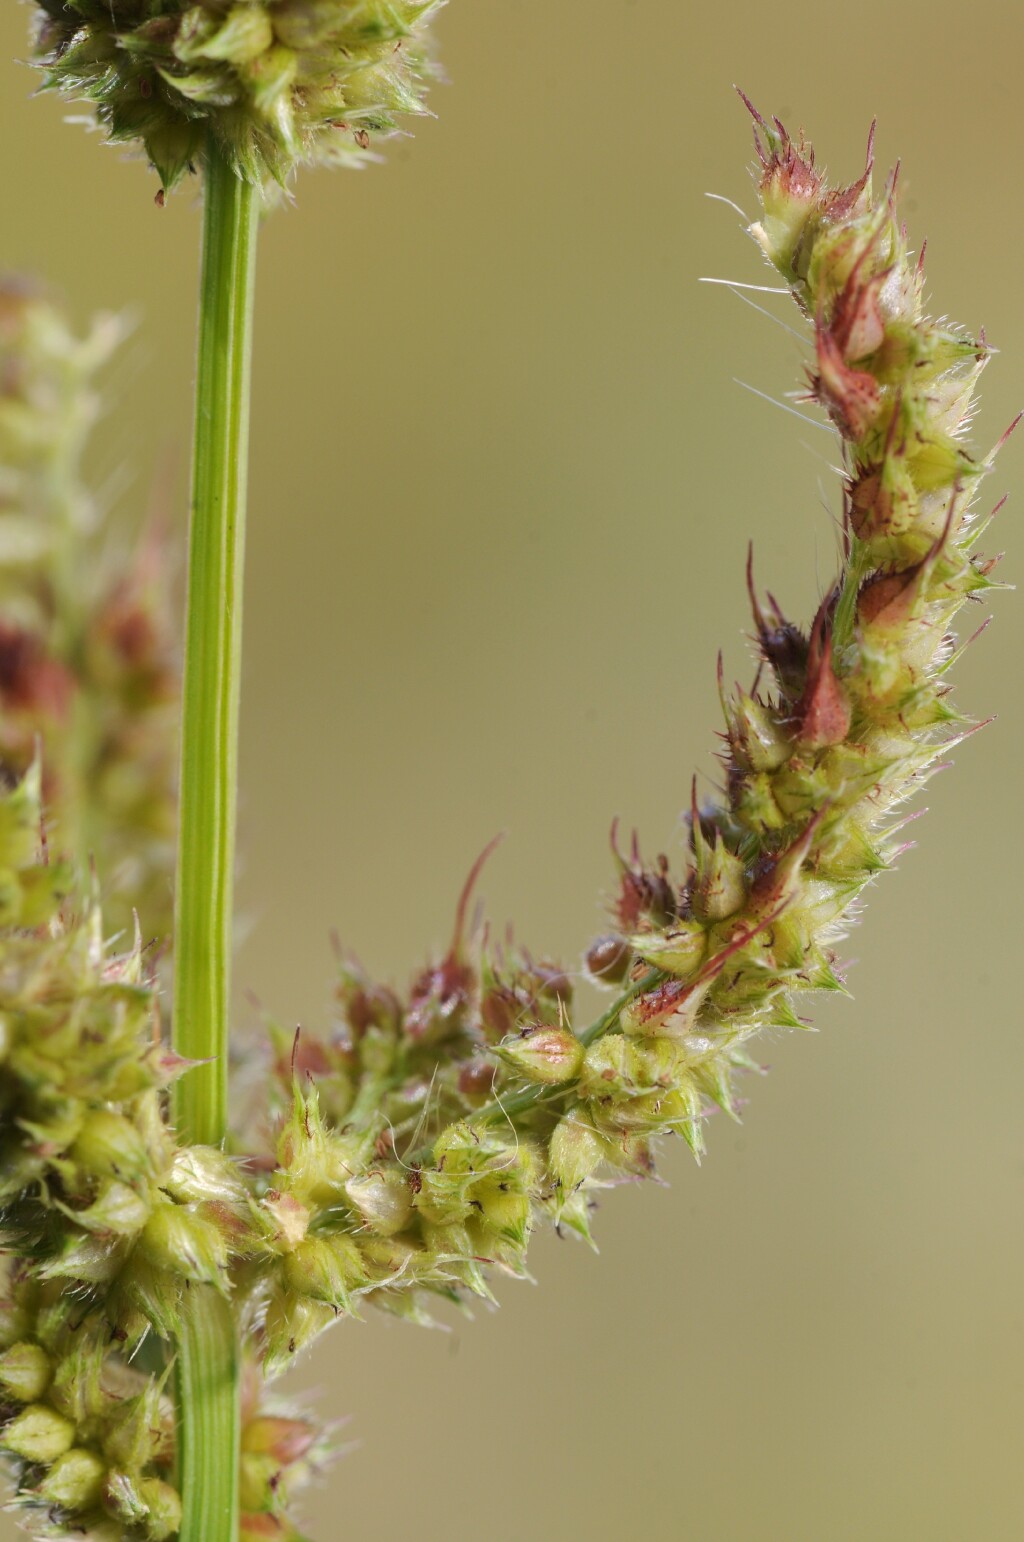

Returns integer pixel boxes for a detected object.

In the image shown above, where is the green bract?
[31,0,445,192]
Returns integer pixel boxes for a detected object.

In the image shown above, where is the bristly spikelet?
[29,1,447,194]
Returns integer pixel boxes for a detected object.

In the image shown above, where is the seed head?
[496,1025,586,1085]
[31,1,448,194]
[37,1446,108,1512]
[1,1401,76,1464]
[0,1340,52,1403]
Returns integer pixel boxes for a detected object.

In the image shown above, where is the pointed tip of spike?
[450,832,505,953]
[734,86,763,126]
[992,408,1024,459]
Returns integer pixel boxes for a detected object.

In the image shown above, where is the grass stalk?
[171,137,259,1542]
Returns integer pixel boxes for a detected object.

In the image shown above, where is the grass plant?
[0,10,1012,1539]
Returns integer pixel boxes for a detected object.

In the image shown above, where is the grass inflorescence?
[0,89,1011,1542]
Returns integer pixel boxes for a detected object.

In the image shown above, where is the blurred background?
[2,2,1022,1538]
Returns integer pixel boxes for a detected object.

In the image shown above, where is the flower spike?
[29,1,447,194]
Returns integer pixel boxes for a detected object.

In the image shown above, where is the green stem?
[176,1290,242,1542]
[171,140,259,1542]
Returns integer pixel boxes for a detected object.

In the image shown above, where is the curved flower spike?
[240,112,1012,1363]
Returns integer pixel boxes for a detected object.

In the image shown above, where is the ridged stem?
[172,139,259,1542]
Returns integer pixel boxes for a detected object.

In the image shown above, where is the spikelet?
[29,1,446,194]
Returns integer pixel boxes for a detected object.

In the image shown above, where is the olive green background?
[2,3,1022,1538]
